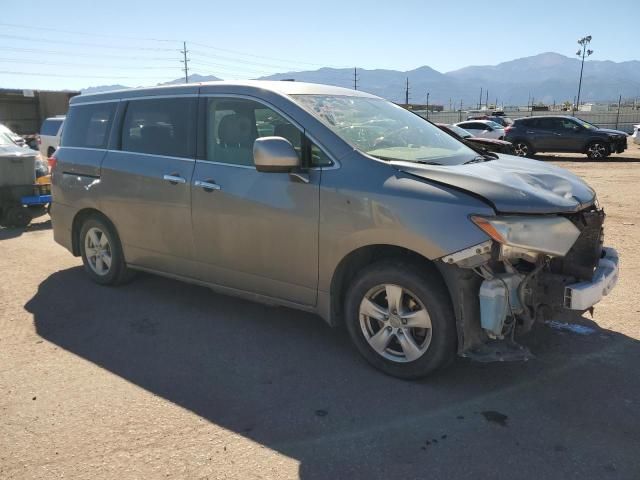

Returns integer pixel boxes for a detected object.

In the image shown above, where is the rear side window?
[41,119,63,136]
[121,98,196,158]
[62,103,116,148]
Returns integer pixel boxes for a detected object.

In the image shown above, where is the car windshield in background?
[574,118,595,129]
[292,95,478,165]
[487,121,503,129]
[447,124,472,138]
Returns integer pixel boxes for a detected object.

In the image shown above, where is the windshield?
[574,118,596,129]
[0,131,15,146]
[447,124,472,138]
[292,95,479,165]
[486,121,503,129]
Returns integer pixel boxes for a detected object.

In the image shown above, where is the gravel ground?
[1,143,639,480]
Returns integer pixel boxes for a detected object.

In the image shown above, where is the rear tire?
[79,215,133,285]
[586,141,610,159]
[1,205,32,227]
[513,140,534,157]
[344,260,457,379]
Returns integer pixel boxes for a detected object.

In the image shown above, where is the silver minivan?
[51,81,619,378]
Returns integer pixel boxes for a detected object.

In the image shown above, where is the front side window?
[121,98,196,158]
[62,103,116,149]
[206,98,303,167]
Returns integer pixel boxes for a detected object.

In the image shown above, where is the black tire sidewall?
[79,217,125,285]
[344,260,457,379]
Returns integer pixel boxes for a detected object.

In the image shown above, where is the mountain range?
[80,52,640,106]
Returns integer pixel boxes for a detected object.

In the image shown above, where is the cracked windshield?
[293,94,478,165]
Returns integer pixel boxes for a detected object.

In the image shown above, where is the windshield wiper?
[415,160,443,165]
[463,155,495,165]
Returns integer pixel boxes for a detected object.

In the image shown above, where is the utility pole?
[459,99,463,122]
[180,41,190,83]
[405,77,410,106]
[449,98,452,112]
[575,35,593,115]
[615,94,622,129]
[426,92,430,119]
[485,90,489,109]
[353,67,359,90]
[478,87,483,109]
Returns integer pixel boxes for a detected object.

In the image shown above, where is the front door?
[191,97,320,306]
[99,97,197,276]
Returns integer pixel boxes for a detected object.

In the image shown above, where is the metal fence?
[415,109,640,134]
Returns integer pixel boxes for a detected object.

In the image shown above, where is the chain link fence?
[415,109,640,133]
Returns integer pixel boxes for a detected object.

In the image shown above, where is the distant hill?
[80,74,222,94]
[80,53,640,105]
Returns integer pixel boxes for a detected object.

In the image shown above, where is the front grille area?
[551,207,605,281]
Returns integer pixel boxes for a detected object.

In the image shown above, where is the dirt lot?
[1,143,640,480]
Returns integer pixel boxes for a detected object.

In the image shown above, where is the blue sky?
[1,0,637,90]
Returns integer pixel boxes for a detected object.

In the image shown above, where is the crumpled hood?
[395,154,596,214]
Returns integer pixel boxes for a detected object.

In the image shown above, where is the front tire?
[79,216,132,285]
[344,260,457,379]
[512,140,534,157]
[586,141,610,159]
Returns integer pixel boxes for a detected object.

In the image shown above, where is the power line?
[0,33,176,51]
[0,22,176,43]
[0,57,176,70]
[1,46,176,61]
[189,41,349,69]
[0,70,174,80]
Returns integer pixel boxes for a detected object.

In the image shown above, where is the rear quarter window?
[61,103,117,149]
[40,119,63,136]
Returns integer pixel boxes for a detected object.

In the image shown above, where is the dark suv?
[505,115,628,159]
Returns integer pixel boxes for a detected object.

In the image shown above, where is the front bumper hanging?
[564,247,619,310]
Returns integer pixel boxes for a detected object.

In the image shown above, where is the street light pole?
[426,92,430,120]
[575,35,593,114]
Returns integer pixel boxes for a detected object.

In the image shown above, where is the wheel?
[344,260,457,379]
[79,216,132,285]
[512,140,534,157]
[1,205,32,227]
[586,141,610,159]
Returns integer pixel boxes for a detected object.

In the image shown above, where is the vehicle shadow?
[0,218,51,240]
[25,267,640,479]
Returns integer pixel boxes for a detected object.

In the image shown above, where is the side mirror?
[253,136,301,173]
[572,125,582,132]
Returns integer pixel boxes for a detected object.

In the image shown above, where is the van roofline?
[71,80,380,105]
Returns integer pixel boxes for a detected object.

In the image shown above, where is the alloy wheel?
[513,142,529,156]
[587,143,608,158]
[359,284,432,363]
[84,227,112,276]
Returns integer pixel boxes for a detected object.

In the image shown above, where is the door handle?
[194,179,221,191]
[163,174,186,184]
[526,130,536,134]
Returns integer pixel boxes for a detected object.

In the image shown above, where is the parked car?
[0,123,26,147]
[466,115,513,128]
[437,123,514,154]
[38,116,65,158]
[454,120,506,140]
[505,116,628,159]
[51,81,618,379]
[632,124,640,145]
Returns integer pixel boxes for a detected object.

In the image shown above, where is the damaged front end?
[436,206,619,362]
